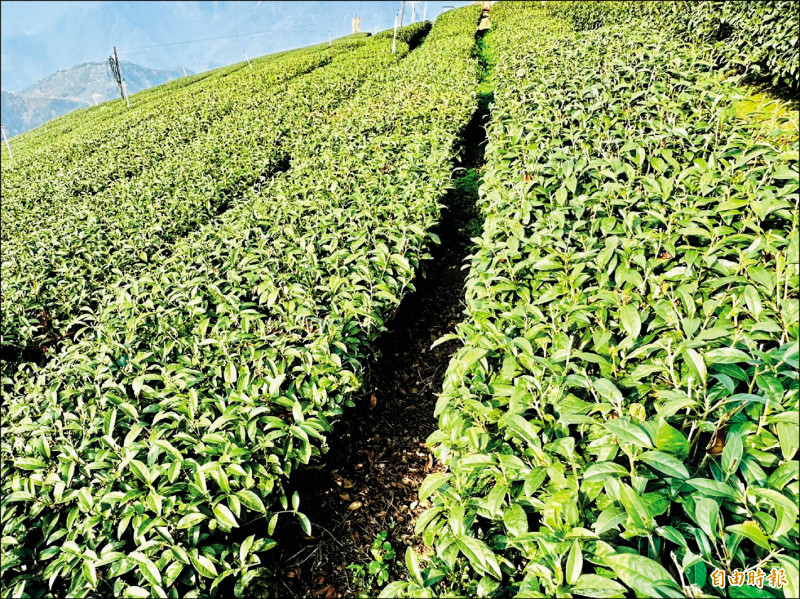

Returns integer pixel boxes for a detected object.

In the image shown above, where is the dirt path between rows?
[250,51,491,599]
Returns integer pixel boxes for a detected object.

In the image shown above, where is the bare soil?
[252,97,489,599]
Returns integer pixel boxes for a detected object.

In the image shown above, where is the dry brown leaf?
[708,427,726,455]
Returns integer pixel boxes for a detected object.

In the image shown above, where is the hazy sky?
[1,1,472,91]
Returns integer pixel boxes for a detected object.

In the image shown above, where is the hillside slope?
[1,61,188,136]
[0,14,478,598]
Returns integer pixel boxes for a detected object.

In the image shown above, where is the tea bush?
[1,41,400,366]
[540,1,799,93]
[388,3,798,598]
[0,6,481,598]
[373,21,432,50]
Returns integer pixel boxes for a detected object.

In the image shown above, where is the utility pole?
[399,1,407,29]
[391,9,399,54]
[109,47,130,107]
[182,65,188,77]
[1,125,12,159]
[244,52,252,69]
[329,30,332,46]
[410,1,419,23]
[423,1,428,21]
[115,47,129,107]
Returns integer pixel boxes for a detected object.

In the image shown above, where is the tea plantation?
[1,2,797,598]
[389,2,799,598]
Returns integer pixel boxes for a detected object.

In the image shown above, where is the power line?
[120,29,274,52]
[5,79,46,93]
[3,31,268,92]
[4,2,411,94]
[4,56,127,93]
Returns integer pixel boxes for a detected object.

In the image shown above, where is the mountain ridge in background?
[0,1,454,90]
[1,60,189,136]
[0,1,470,137]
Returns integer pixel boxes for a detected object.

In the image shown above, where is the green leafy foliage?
[373,21,433,50]
[0,6,481,597]
[540,0,799,93]
[389,2,798,598]
[347,531,398,596]
[1,40,401,366]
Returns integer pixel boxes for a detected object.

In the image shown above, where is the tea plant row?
[1,39,401,366]
[540,0,798,94]
[0,39,347,164]
[389,3,798,598]
[18,35,371,162]
[1,47,337,238]
[0,8,481,598]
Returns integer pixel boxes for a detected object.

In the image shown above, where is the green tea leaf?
[682,348,707,384]
[418,473,451,502]
[655,526,688,550]
[694,497,719,539]
[619,305,641,339]
[776,555,799,599]
[722,434,743,474]
[618,483,649,530]
[687,478,738,498]
[749,487,799,516]
[584,462,629,482]
[405,547,423,586]
[82,560,98,589]
[726,522,771,550]
[14,458,47,471]
[705,348,752,364]
[566,540,583,586]
[129,551,162,586]
[594,379,624,406]
[605,419,652,448]
[191,553,218,578]
[297,512,311,536]
[129,460,151,485]
[572,574,627,598]
[237,490,266,513]
[639,450,690,479]
[655,420,689,459]
[502,504,528,537]
[177,512,207,529]
[213,503,239,529]
[602,553,680,597]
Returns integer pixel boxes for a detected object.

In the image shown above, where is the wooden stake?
[2,125,13,159]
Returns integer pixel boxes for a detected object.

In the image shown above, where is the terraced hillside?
[1,2,798,599]
[1,12,478,599]
[388,2,799,598]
